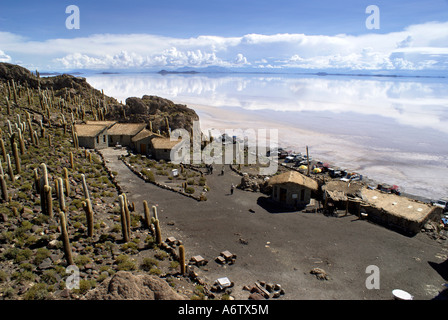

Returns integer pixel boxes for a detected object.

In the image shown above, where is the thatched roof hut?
[360,188,440,234]
[150,137,182,161]
[74,124,109,149]
[322,180,363,202]
[108,123,147,147]
[75,124,108,138]
[131,129,161,143]
[268,171,318,209]
[268,171,318,191]
[108,123,147,136]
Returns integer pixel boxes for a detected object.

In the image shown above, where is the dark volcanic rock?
[0,62,116,103]
[0,63,39,87]
[109,95,199,134]
[83,271,187,300]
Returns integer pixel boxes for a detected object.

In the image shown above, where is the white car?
[433,199,448,212]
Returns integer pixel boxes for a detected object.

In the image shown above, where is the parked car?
[329,168,347,178]
[340,172,362,182]
[266,147,285,158]
[278,151,289,159]
[433,198,448,212]
[284,156,295,163]
[328,168,342,178]
[316,161,330,172]
[377,184,400,195]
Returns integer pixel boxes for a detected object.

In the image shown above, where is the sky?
[0,0,447,72]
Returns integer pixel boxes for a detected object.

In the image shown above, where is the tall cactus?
[74,132,79,149]
[83,198,94,238]
[118,195,129,242]
[143,200,151,229]
[6,154,14,182]
[81,173,90,200]
[57,178,66,212]
[33,168,40,193]
[44,185,53,218]
[165,116,170,133]
[39,163,49,214]
[12,142,21,174]
[32,131,39,146]
[151,205,158,220]
[69,152,74,169]
[63,167,70,196]
[122,193,131,237]
[17,128,26,155]
[0,174,8,203]
[179,245,186,275]
[0,138,6,162]
[5,96,11,115]
[59,210,74,266]
[154,219,162,246]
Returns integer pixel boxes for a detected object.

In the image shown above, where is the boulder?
[83,271,187,300]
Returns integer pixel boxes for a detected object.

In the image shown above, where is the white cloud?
[234,53,249,65]
[1,21,447,71]
[0,50,11,62]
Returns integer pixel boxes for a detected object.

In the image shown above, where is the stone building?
[74,123,110,149]
[150,137,182,161]
[131,129,163,155]
[107,123,147,148]
[268,171,318,209]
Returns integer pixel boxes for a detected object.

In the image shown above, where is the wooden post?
[306,146,310,176]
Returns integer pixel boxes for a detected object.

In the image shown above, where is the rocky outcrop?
[238,173,271,193]
[0,62,198,135]
[0,63,39,87]
[83,271,187,300]
[108,95,199,134]
[0,62,114,103]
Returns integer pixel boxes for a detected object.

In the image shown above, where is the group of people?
[205,164,226,176]
[205,164,235,195]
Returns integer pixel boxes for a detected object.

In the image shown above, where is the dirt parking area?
[101,148,448,300]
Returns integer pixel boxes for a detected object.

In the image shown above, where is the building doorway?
[140,143,146,154]
[279,187,287,202]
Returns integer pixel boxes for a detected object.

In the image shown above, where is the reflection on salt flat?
[85,73,448,200]
[87,73,448,134]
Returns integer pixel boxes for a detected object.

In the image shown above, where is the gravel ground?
[101,148,448,300]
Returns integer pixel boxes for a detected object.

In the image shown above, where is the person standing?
[230,183,235,195]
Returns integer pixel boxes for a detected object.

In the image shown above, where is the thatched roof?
[322,180,364,202]
[268,171,318,191]
[131,129,162,142]
[361,188,435,223]
[85,120,116,128]
[151,137,182,150]
[75,124,108,137]
[108,123,147,136]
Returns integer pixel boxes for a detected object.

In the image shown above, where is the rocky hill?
[0,63,199,136]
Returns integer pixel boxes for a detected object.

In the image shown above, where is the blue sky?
[0,0,447,72]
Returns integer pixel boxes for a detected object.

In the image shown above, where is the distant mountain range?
[41,66,446,79]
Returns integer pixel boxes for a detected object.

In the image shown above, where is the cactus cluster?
[0,69,198,302]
